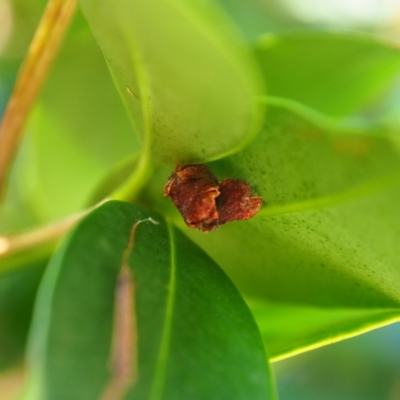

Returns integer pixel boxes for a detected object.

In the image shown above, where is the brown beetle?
[164,164,262,232]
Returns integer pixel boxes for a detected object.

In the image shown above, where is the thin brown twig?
[0,0,77,201]
[0,209,85,258]
[0,199,109,276]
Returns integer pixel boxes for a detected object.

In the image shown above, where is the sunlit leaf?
[11,12,138,223]
[142,100,400,355]
[248,299,400,360]
[199,102,400,305]
[78,0,264,163]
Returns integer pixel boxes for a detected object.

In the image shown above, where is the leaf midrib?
[148,222,177,400]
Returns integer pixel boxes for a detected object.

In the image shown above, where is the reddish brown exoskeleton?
[217,178,262,226]
[164,164,220,232]
[164,164,262,232]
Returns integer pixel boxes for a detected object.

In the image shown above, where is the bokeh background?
[2,0,400,399]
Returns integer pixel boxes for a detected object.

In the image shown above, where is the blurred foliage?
[275,323,400,400]
[1,0,400,398]
[0,264,44,371]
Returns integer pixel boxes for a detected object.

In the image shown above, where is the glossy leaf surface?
[78,0,264,163]
[248,299,400,360]
[26,201,273,399]
[143,97,400,358]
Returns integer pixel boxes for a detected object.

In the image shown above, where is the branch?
[0,200,108,274]
[0,0,77,200]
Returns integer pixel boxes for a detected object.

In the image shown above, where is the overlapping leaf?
[3,0,400,380]
[142,96,400,358]
[25,201,274,399]
[7,12,138,225]
[78,0,264,163]
[248,299,400,360]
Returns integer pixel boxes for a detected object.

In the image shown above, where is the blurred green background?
[2,0,400,399]
[275,323,400,399]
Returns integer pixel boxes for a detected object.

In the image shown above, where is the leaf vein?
[149,222,177,400]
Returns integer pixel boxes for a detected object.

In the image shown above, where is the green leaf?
[78,0,264,163]
[0,264,44,370]
[12,12,138,224]
[256,31,400,117]
[87,154,139,205]
[201,103,400,306]
[25,201,274,399]
[146,99,400,224]
[0,242,54,276]
[248,299,400,360]
[142,100,400,356]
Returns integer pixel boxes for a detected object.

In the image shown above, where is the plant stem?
[0,0,77,201]
[0,200,107,274]
[0,209,84,259]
